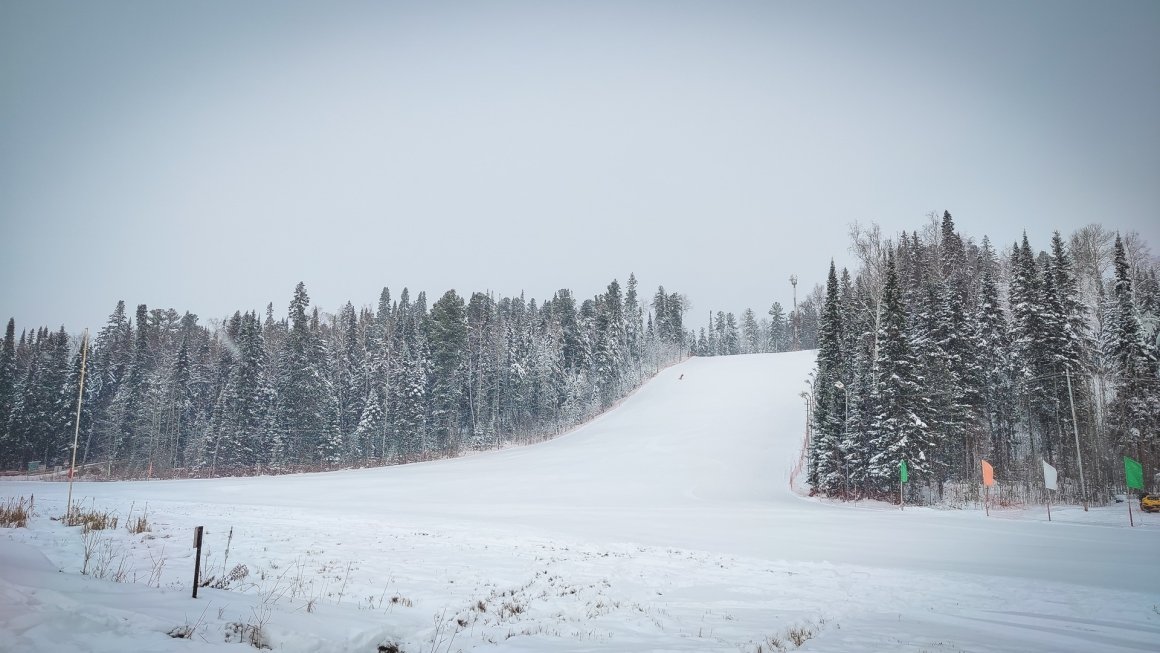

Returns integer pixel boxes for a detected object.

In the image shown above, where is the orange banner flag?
[981,460,995,487]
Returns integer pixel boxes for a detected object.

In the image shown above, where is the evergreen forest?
[0,275,814,477]
[808,214,1160,505]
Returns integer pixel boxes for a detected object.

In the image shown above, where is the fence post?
[192,526,204,598]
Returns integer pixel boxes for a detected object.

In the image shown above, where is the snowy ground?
[3,351,1158,652]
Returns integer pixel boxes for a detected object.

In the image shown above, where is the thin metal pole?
[1065,367,1088,511]
[66,330,89,520]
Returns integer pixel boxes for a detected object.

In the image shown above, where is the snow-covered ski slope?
[3,351,1159,652]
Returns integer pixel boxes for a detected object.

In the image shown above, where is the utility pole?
[66,330,89,520]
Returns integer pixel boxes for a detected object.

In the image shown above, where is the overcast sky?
[3,0,1158,333]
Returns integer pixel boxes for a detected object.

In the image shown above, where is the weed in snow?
[0,495,32,528]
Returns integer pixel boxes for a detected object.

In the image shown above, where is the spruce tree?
[0,319,15,465]
[272,283,331,467]
[624,274,643,382]
[428,289,467,454]
[868,249,934,497]
[593,280,626,407]
[1106,235,1158,463]
[767,302,788,352]
[973,239,1016,477]
[810,261,846,495]
[741,309,760,354]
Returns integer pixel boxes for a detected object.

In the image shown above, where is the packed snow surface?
[3,352,1158,652]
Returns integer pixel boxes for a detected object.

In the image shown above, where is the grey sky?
[3,1,1158,332]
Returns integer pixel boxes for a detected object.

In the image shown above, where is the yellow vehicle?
[1141,494,1160,513]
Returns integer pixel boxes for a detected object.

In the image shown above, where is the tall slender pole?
[789,275,799,351]
[800,390,812,485]
[1065,367,1088,511]
[66,330,89,520]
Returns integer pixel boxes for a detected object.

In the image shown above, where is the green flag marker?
[900,459,908,483]
[1125,457,1144,490]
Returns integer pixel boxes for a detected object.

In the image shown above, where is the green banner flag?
[1125,456,1144,490]
[900,459,908,483]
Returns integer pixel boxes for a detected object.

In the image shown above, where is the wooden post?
[1128,495,1135,528]
[900,479,904,511]
[985,485,990,517]
[1046,493,1052,522]
[192,526,204,598]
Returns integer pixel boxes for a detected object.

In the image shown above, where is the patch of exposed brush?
[65,503,119,532]
[0,495,32,528]
[202,563,251,590]
[389,594,413,608]
[755,617,828,652]
[125,503,151,534]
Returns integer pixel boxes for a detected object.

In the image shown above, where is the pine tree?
[722,313,740,355]
[88,301,133,464]
[108,304,155,471]
[868,248,934,497]
[1106,235,1158,463]
[972,239,1016,476]
[465,292,498,447]
[428,290,467,454]
[841,333,875,498]
[214,312,273,471]
[311,307,344,467]
[767,302,788,352]
[594,280,626,406]
[389,288,430,460]
[271,283,333,467]
[624,274,644,382]
[166,330,194,469]
[335,302,366,448]
[810,261,847,495]
[741,309,760,354]
[0,319,15,466]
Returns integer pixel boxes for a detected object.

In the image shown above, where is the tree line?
[808,213,1160,504]
[688,298,820,357]
[0,275,704,476]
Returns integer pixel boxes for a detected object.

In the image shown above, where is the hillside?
[2,351,1158,652]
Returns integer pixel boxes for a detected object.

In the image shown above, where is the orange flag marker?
[981,460,995,516]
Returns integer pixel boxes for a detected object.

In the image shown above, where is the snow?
[3,351,1159,652]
